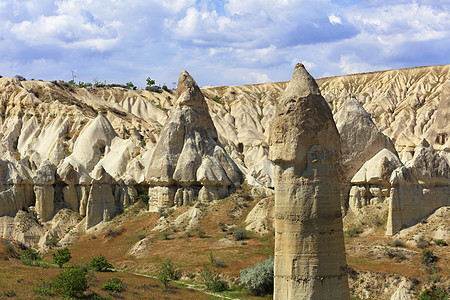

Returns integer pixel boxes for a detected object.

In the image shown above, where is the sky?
[0,0,449,88]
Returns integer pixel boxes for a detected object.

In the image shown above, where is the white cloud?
[329,14,342,25]
[0,0,448,87]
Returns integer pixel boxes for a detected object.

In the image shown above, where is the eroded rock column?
[269,64,349,299]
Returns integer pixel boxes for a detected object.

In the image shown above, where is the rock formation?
[146,70,242,212]
[269,63,349,299]
[0,65,447,249]
[386,140,450,235]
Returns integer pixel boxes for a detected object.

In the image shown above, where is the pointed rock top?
[282,63,321,100]
[269,63,340,170]
[176,70,208,109]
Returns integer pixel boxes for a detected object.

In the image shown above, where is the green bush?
[418,285,448,300]
[239,256,274,296]
[89,254,113,272]
[212,95,223,104]
[210,252,227,268]
[32,280,55,296]
[392,239,406,247]
[417,236,429,249]
[137,192,149,203]
[385,248,406,262]
[200,265,228,292]
[345,226,362,238]
[53,266,89,298]
[52,247,71,268]
[434,239,448,246]
[233,229,248,241]
[421,249,438,267]
[20,248,41,262]
[102,277,125,292]
[45,237,58,247]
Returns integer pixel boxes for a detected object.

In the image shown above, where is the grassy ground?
[0,185,447,299]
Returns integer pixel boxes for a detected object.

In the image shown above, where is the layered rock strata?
[146,70,242,212]
[269,64,349,299]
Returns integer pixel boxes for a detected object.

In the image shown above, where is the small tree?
[146,77,155,87]
[52,248,71,268]
[89,254,113,272]
[126,82,136,90]
[53,266,88,298]
[157,259,180,288]
[200,265,228,292]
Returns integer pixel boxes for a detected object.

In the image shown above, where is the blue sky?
[0,0,449,87]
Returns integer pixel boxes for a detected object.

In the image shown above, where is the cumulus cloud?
[0,0,448,87]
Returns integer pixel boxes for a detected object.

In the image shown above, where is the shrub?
[2,241,17,258]
[162,231,171,240]
[385,248,406,262]
[137,234,146,240]
[137,192,149,203]
[102,277,125,292]
[196,228,206,238]
[418,285,448,300]
[14,75,26,81]
[52,247,71,268]
[219,222,227,232]
[392,239,406,247]
[32,280,55,296]
[52,266,89,298]
[212,95,223,104]
[421,249,438,267]
[210,252,227,268]
[434,239,448,247]
[89,254,113,272]
[240,256,274,296]
[417,236,429,249]
[200,265,228,292]
[20,248,41,262]
[233,229,248,241]
[157,259,180,288]
[345,226,362,238]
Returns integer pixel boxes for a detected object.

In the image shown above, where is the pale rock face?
[335,97,396,182]
[148,186,176,213]
[68,112,117,173]
[245,197,274,234]
[0,211,45,247]
[406,139,450,186]
[85,167,116,229]
[269,64,349,299]
[351,149,403,186]
[174,207,201,230]
[386,166,450,235]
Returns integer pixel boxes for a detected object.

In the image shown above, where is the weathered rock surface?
[0,65,447,250]
[146,70,242,212]
[269,63,349,299]
[335,97,397,182]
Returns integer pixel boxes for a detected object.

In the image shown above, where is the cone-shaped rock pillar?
[146,70,242,211]
[269,63,350,299]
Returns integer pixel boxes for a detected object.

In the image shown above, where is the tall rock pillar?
[269,64,349,299]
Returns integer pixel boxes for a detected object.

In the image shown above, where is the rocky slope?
[0,64,448,246]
